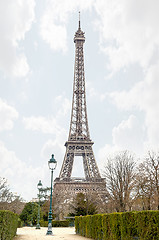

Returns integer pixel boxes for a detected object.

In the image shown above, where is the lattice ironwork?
[54,15,106,218]
[58,15,101,181]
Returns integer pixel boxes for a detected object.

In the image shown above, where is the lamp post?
[46,154,57,235]
[36,180,42,229]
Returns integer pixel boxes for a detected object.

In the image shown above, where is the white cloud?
[23,94,72,180]
[23,94,70,138]
[40,17,67,53]
[23,94,70,178]
[0,141,49,201]
[0,98,18,131]
[41,139,65,176]
[41,139,64,159]
[12,54,29,78]
[109,62,159,151]
[94,0,159,71]
[98,115,144,170]
[112,115,145,153]
[40,0,93,52]
[23,116,63,134]
[95,0,159,165]
[87,81,107,101]
[54,94,71,118]
[40,0,159,65]
[0,0,35,77]
[98,144,120,170]
[141,64,159,148]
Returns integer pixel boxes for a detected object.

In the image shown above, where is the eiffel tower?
[54,14,106,218]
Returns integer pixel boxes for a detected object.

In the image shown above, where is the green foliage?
[93,214,103,240]
[65,217,75,226]
[17,218,23,228]
[109,213,122,240]
[70,193,97,216]
[75,210,159,240]
[52,220,69,227]
[41,200,56,221]
[0,210,18,240]
[120,211,137,239]
[102,213,111,239]
[136,211,159,240]
[19,202,39,225]
[40,220,69,227]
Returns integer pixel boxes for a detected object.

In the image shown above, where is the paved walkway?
[14,227,92,240]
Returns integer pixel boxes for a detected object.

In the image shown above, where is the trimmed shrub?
[120,211,137,239]
[40,220,69,227]
[136,211,159,240]
[86,215,94,238]
[0,210,18,240]
[75,211,159,240]
[102,213,111,239]
[17,218,23,228]
[109,212,122,240]
[75,217,80,234]
[52,220,69,227]
[93,214,103,240]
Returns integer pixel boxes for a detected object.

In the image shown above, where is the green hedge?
[0,210,18,240]
[75,211,159,240]
[17,218,23,228]
[40,220,69,227]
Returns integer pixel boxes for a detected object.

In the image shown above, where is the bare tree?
[0,177,12,203]
[147,151,159,210]
[0,177,24,214]
[103,151,136,212]
[134,162,154,210]
[53,189,72,220]
[136,151,159,210]
[8,195,25,214]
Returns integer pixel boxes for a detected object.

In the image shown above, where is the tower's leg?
[59,151,74,179]
[83,151,101,179]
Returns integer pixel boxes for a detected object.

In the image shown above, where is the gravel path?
[14,227,92,240]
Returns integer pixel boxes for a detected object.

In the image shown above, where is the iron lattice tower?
[54,14,106,218]
[59,16,101,181]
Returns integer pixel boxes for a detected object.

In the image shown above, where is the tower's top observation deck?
[74,12,85,43]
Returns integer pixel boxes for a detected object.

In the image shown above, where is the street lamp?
[46,154,57,235]
[36,180,42,229]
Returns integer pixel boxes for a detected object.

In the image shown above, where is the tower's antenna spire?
[79,11,81,29]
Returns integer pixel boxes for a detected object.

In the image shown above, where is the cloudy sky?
[0,0,159,201]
